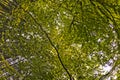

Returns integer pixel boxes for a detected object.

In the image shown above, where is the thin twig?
[22,8,73,80]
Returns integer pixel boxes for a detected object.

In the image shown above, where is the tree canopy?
[0,0,120,80]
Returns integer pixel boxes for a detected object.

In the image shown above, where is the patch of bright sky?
[109,24,114,29]
[102,64,112,74]
[98,59,114,75]
[71,43,82,50]
[97,38,101,43]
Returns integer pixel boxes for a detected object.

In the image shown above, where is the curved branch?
[22,8,73,80]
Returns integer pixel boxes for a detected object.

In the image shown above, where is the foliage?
[0,0,120,80]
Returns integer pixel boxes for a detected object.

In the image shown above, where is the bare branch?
[21,7,73,80]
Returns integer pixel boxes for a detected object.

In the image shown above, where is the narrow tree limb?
[22,9,73,80]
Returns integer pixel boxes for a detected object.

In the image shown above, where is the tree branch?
[22,8,73,80]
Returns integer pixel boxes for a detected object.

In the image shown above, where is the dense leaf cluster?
[0,0,120,80]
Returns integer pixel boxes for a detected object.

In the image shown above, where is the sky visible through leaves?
[0,0,120,80]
